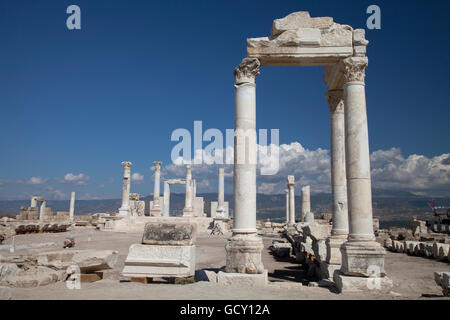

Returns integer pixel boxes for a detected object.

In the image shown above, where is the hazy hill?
[1,189,448,229]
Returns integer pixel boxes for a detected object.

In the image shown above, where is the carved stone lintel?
[342,57,368,83]
[325,89,344,112]
[234,58,261,84]
[121,161,132,168]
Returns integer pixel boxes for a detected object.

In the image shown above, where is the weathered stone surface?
[225,234,264,274]
[434,271,450,296]
[1,266,65,288]
[438,244,449,261]
[320,262,341,280]
[269,241,292,258]
[303,223,331,241]
[142,222,197,246]
[304,211,315,223]
[37,249,118,272]
[121,243,195,278]
[334,270,393,293]
[271,11,334,36]
[217,270,268,286]
[340,241,387,277]
[0,263,19,278]
[0,286,12,300]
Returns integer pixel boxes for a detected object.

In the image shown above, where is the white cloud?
[131,173,144,182]
[64,173,90,185]
[27,177,46,185]
[162,141,450,197]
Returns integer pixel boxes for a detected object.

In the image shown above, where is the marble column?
[118,161,132,216]
[301,186,311,222]
[163,181,170,217]
[339,56,386,277]
[216,168,225,215]
[285,189,289,224]
[30,196,37,208]
[69,192,75,221]
[325,89,349,265]
[183,165,193,216]
[225,57,264,274]
[39,200,46,221]
[150,161,163,216]
[287,176,295,226]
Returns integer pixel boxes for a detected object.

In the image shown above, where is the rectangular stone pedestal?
[121,244,195,278]
[217,270,268,286]
[333,270,393,293]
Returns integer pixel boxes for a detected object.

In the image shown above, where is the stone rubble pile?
[385,238,450,262]
[0,249,118,288]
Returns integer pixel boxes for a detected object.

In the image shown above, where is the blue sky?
[0,0,449,200]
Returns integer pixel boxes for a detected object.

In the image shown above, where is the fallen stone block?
[333,270,393,294]
[269,242,292,258]
[438,244,449,261]
[1,266,65,288]
[122,244,195,278]
[37,249,119,272]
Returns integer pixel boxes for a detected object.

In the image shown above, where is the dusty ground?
[1,227,449,300]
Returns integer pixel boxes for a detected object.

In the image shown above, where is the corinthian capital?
[287,175,295,186]
[342,57,368,83]
[153,161,162,170]
[121,161,132,168]
[234,58,261,84]
[325,89,344,112]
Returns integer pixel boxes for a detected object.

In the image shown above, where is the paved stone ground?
[1,227,449,300]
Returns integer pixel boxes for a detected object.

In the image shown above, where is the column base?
[333,270,393,293]
[217,270,268,286]
[183,208,194,217]
[340,241,387,277]
[326,235,347,265]
[225,233,264,274]
[118,207,130,217]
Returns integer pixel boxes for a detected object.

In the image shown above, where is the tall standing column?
[31,196,37,208]
[339,57,387,278]
[285,189,289,224]
[150,161,163,216]
[301,186,311,222]
[225,57,264,274]
[69,192,75,222]
[118,161,132,216]
[325,89,349,266]
[39,200,46,221]
[163,181,170,217]
[183,165,193,216]
[216,168,225,215]
[287,176,295,226]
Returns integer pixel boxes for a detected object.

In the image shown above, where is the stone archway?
[226,11,391,291]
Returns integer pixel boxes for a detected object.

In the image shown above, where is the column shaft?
[69,192,75,221]
[326,90,349,237]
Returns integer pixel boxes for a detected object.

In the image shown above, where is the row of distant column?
[285,180,312,225]
[117,161,226,217]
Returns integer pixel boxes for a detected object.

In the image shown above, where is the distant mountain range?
[1,189,448,229]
